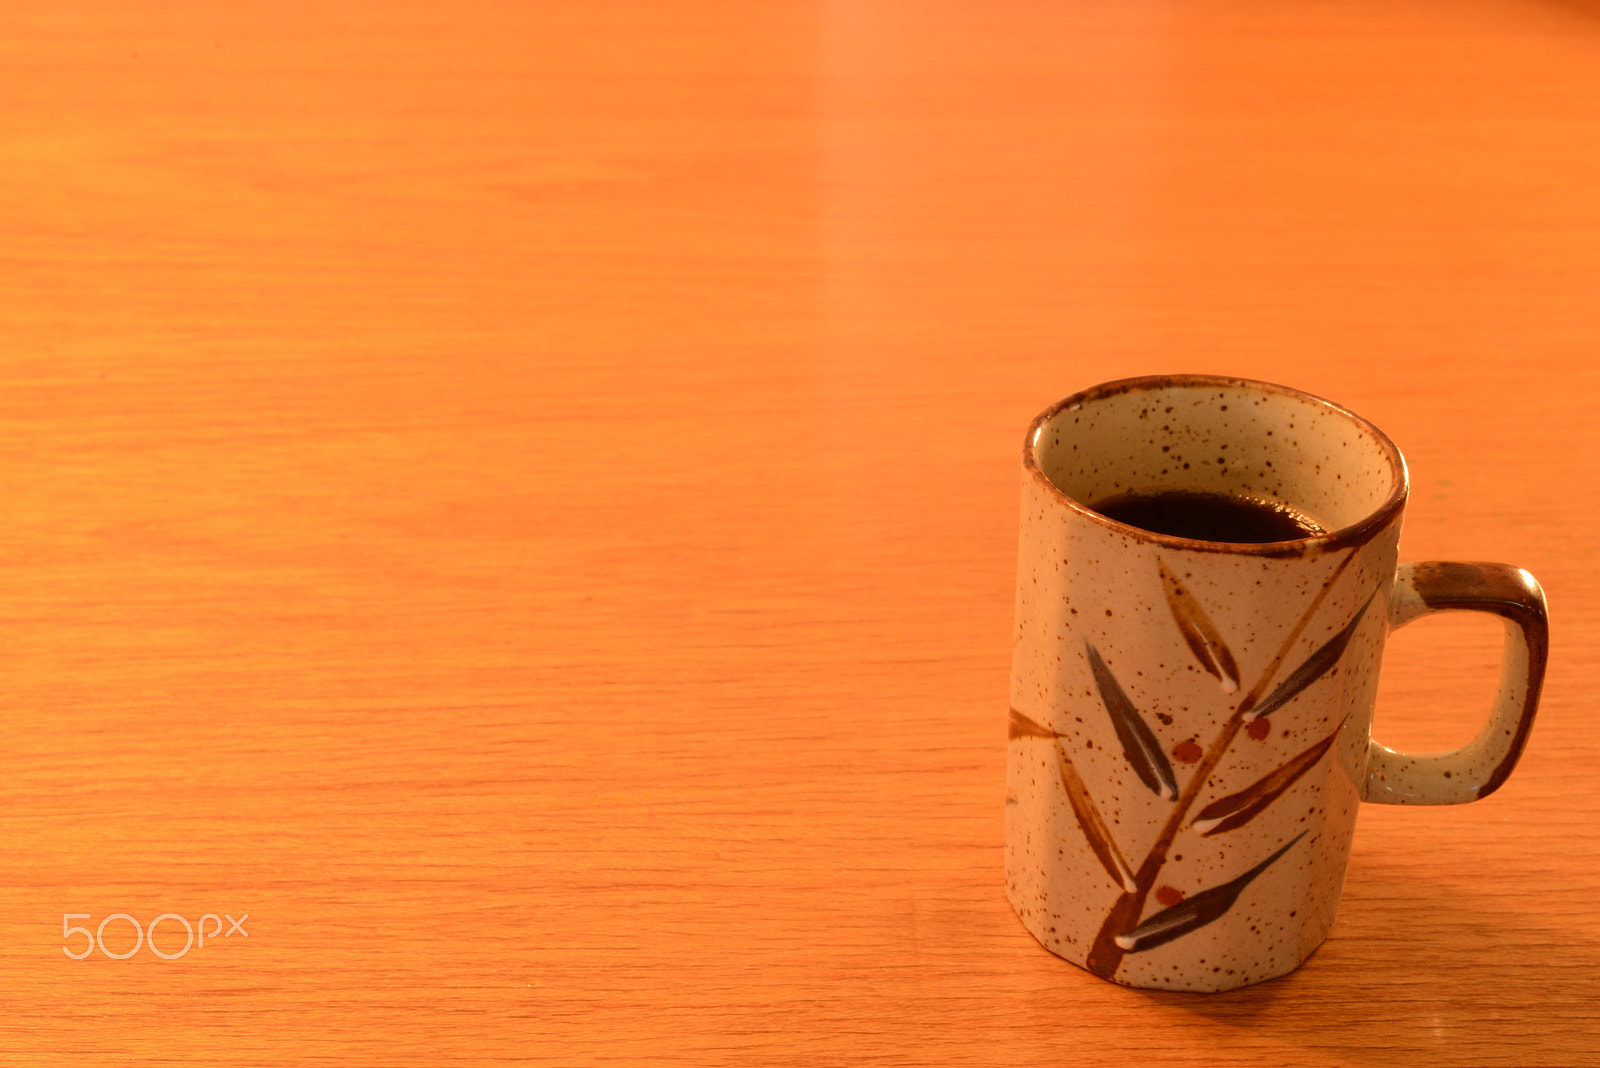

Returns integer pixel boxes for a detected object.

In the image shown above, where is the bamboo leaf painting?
[1191,727,1341,836]
[1158,560,1240,694]
[1249,593,1375,722]
[1055,741,1140,893]
[1086,641,1178,801]
[1008,706,1060,741]
[1112,832,1307,953]
[1009,550,1375,984]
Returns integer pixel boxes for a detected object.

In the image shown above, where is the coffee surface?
[1089,490,1326,543]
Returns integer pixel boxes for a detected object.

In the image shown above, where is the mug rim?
[1023,374,1410,557]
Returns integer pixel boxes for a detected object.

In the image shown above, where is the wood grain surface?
[0,0,1596,1063]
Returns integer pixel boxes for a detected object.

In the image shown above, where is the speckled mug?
[1006,375,1548,992]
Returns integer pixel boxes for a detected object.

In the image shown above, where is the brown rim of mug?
[1022,374,1410,558]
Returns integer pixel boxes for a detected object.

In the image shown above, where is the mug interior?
[1028,376,1407,545]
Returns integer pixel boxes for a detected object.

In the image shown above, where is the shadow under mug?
[1005,375,1547,992]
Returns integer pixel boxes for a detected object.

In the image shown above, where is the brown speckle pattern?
[1008,376,1403,992]
[1008,377,1545,992]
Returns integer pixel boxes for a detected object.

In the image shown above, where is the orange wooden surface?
[0,0,1596,1063]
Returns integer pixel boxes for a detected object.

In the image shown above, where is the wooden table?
[1,0,1595,1063]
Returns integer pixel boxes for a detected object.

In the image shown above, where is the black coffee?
[1090,490,1326,543]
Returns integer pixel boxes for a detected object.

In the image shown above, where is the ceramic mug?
[1005,375,1547,992]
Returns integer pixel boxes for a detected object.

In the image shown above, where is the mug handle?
[1364,561,1549,804]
